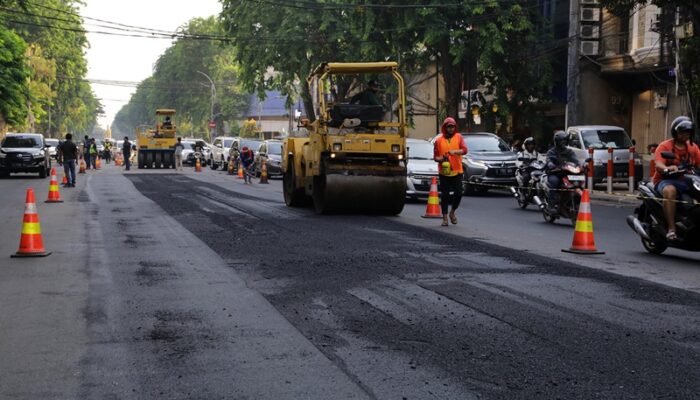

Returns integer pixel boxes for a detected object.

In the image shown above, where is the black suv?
[0,133,50,178]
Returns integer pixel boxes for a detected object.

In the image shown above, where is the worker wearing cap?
[350,80,381,106]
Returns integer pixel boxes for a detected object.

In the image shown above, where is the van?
[566,125,643,186]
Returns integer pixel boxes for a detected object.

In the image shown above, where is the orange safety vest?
[435,134,465,176]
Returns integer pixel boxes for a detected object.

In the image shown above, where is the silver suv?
[209,136,237,170]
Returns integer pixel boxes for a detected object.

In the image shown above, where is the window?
[464,135,510,152]
[569,132,582,148]
[2,136,41,148]
[407,142,434,160]
[223,139,235,148]
[267,143,282,155]
[581,129,632,149]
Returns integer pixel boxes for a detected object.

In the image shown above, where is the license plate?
[615,172,627,177]
[567,175,585,181]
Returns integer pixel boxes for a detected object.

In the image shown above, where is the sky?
[80,0,223,128]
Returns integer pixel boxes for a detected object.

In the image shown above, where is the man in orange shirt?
[653,117,700,240]
[433,117,468,226]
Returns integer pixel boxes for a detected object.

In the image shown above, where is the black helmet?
[673,120,695,137]
[523,137,536,147]
[670,116,691,138]
[553,130,568,149]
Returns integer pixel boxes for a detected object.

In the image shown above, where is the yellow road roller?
[283,62,407,214]
[137,109,177,169]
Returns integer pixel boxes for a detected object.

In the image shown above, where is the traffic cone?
[12,188,51,257]
[195,157,202,172]
[259,162,269,184]
[61,174,68,185]
[237,164,244,179]
[79,159,86,174]
[227,158,235,175]
[562,189,604,254]
[421,177,442,218]
[45,167,63,203]
[95,157,101,170]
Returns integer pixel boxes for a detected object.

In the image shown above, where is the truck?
[282,62,407,214]
[137,109,177,169]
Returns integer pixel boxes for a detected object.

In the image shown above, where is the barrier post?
[587,147,594,191]
[607,147,614,194]
[649,145,657,180]
[628,146,635,193]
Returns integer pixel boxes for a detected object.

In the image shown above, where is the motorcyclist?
[516,137,541,185]
[545,131,579,213]
[653,116,700,241]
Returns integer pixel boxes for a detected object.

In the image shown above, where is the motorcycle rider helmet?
[553,130,568,150]
[523,137,536,148]
[670,116,691,138]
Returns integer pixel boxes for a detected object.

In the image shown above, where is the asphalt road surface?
[2,165,700,399]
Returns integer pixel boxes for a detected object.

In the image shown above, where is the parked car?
[0,133,50,178]
[209,136,237,170]
[254,140,283,177]
[405,138,438,199]
[461,132,518,195]
[229,138,263,170]
[566,125,643,187]
[45,138,59,160]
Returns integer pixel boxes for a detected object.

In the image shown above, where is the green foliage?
[0,26,29,126]
[239,119,258,138]
[113,17,249,139]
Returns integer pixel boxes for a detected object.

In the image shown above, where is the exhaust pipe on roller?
[626,215,651,241]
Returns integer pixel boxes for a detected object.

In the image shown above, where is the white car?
[45,138,59,160]
[406,138,438,199]
[209,136,237,170]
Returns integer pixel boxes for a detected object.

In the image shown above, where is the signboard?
[208,122,216,128]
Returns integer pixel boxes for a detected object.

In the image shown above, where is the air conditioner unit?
[581,0,599,4]
[580,40,600,56]
[653,91,668,109]
[580,25,600,39]
[581,7,601,22]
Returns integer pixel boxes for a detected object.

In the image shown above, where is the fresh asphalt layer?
[2,164,700,399]
[129,171,700,399]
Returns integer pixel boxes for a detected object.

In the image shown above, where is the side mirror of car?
[661,151,675,160]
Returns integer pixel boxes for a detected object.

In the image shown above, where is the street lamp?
[196,70,216,140]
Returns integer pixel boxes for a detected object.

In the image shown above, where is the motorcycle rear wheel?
[641,237,667,255]
[517,189,529,209]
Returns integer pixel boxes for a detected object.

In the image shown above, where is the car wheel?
[39,166,47,179]
[463,181,476,196]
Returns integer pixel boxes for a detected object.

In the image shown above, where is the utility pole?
[196,70,216,140]
[566,0,581,129]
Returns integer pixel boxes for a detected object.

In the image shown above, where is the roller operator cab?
[137,109,177,169]
[283,62,408,214]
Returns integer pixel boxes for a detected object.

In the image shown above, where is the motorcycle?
[510,158,546,209]
[533,161,588,224]
[626,151,700,255]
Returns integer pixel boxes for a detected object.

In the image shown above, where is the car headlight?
[468,159,487,168]
[32,152,44,159]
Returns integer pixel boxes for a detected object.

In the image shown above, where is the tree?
[0,27,29,128]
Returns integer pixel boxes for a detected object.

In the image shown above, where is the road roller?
[282,62,407,214]
[137,109,177,169]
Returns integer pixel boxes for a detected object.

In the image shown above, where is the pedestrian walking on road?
[174,137,184,171]
[122,137,132,171]
[434,117,468,226]
[83,135,92,170]
[58,133,78,187]
[240,146,255,184]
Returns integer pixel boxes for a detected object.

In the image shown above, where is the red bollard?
[628,146,636,193]
[607,147,614,194]
[587,147,594,190]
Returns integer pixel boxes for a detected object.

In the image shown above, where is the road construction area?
[2,164,700,399]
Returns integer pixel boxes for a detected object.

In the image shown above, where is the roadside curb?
[590,191,639,206]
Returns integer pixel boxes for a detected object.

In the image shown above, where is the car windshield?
[223,139,235,148]
[581,129,632,149]
[241,140,261,149]
[408,142,434,160]
[267,143,282,155]
[465,135,511,152]
[181,142,194,150]
[2,136,41,148]
[45,139,59,146]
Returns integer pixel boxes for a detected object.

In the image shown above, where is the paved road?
[2,165,700,399]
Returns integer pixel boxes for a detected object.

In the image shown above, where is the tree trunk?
[438,38,462,128]
[301,77,316,122]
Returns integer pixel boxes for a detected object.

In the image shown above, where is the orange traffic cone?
[195,157,202,172]
[79,159,86,174]
[12,188,51,257]
[45,167,63,203]
[62,174,68,185]
[237,164,244,179]
[95,157,101,170]
[562,189,604,254]
[259,162,269,184]
[227,158,235,175]
[421,177,442,218]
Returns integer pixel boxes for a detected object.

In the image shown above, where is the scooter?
[510,158,546,209]
[533,161,588,224]
[626,151,700,255]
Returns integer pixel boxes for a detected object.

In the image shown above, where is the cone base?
[45,200,63,203]
[12,251,52,258]
[562,248,605,255]
[421,215,443,219]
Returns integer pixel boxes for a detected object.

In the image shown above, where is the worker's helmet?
[670,116,692,138]
[553,131,568,150]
